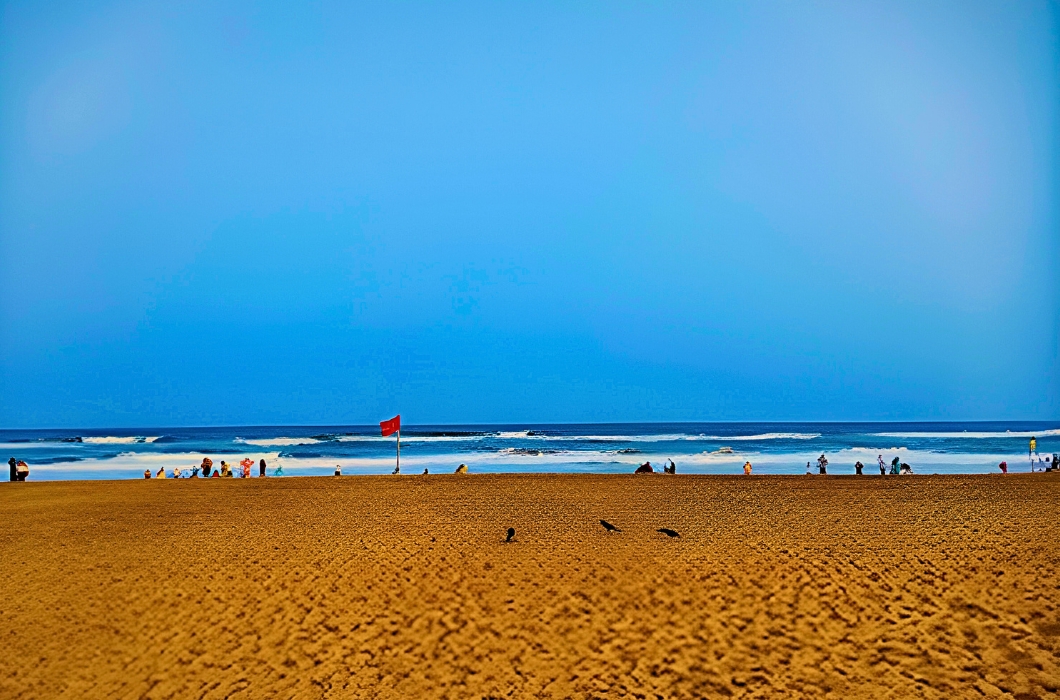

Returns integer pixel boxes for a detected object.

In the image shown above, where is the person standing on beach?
[878,455,886,475]
[743,461,752,475]
[806,461,812,475]
[890,456,900,475]
[259,459,266,477]
[1029,436,1037,468]
[817,454,828,475]
[855,461,863,475]
[8,457,16,482]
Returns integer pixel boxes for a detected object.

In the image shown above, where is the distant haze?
[1,1,1058,428]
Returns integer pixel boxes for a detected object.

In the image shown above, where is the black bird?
[506,527,515,543]
[599,519,621,533]
[657,528,680,538]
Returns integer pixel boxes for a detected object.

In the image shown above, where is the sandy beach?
[1,473,1057,698]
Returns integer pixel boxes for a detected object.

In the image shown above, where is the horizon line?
[2,419,1058,433]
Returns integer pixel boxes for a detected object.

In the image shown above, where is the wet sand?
[1,474,1057,699]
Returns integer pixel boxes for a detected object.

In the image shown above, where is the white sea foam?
[872,429,1060,439]
[697,432,820,441]
[18,444,1040,480]
[497,432,819,442]
[0,436,161,448]
[235,437,324,446]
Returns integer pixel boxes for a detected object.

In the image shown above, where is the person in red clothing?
[999,461,1008,474]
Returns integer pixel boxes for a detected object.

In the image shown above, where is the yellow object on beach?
[455,464,468,474]
[743,461,752,475]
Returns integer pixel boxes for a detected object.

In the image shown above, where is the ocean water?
[2,422,1058,481]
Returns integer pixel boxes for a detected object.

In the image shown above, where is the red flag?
[380,415,401,437]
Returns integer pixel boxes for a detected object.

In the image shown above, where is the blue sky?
[1,1,1058,428]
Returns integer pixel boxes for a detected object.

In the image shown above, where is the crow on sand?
[657,528,680,538]
[506,527,515,543]
[599,519,621,533]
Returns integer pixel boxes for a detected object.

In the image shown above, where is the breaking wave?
[81,436,161,444]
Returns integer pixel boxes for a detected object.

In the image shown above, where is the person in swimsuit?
[743,461,752,475]
[259,459,266,477]
[855,461,863,475]
[878,455,886,475]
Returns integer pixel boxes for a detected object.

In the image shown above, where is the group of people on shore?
[998,437,1056,473]
[1025,436,1058,472]
[144,457,275,479]
[10,436,1059,480]
[802,454,912,475]
[634,460,677,474]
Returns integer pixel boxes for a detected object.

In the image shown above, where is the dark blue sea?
[2,422,1057,480]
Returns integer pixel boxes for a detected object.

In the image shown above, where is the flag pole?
[396,428,401,474]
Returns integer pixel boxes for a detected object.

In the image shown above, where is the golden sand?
[1,474,1057,698]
